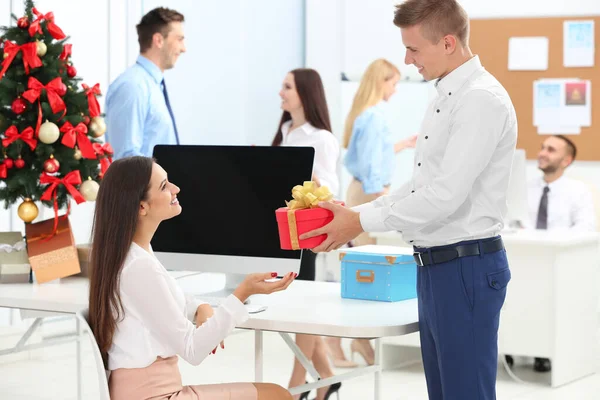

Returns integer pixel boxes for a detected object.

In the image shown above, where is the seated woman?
[88,156,296,400]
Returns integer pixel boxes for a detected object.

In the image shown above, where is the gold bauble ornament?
[36,40,47,57]
[38,120,60,144]
[80,178,100,201]
[89,116,106,138]
[73,147,82,160]
[18,198,39,223]
[3,52,7,59]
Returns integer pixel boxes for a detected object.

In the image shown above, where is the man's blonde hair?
[393,0,470,46]
[343,59,400,149]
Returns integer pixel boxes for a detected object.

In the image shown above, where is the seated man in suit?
[511,135,596,372]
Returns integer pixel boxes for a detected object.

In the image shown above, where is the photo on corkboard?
[565,82,587,106]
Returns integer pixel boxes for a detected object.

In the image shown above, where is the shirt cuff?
[221,294,250,325]
[359,206,389,233]
[352,202,375,214]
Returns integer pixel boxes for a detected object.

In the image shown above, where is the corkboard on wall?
[469,16,600,161]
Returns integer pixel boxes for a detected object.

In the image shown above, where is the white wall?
[307,0,600,201]
[1,0,305,325]
[0,0,305,239]
[141,0,305,146]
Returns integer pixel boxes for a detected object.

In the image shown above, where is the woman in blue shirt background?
[326,59,416,368]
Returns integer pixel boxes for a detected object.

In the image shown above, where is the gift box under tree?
[25,216,80,283]
[0,231,30,283]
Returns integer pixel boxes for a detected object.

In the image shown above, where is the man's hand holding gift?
[275,181,347,251]
[299,202,363,252]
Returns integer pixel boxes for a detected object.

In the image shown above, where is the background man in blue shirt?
[105,8,185,159]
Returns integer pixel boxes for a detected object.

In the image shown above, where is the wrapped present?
[0,232,31,284]
[275,181,342,250]
[339,245,417,302]
[25,216,81,284]
[76,243,92,277]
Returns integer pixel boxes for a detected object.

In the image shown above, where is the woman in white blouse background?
[272,69,341,400]
[88,156,295,400]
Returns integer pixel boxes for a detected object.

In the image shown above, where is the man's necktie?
[536,186,550,230]
[161,79,180,145]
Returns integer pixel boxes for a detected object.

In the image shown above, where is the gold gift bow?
[285,181,333,250]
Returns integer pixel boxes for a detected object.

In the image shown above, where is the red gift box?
[276,201,344,250]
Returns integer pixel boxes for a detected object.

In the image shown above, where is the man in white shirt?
[525,135,596,373]
[529,135,596,232]
[301,1,516,399]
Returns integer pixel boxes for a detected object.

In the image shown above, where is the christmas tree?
[0,0,111,228]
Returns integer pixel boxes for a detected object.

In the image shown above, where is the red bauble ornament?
[11,98,27,114]
[15,158,25,169]
[82,115,90,125]
[4,158,14,169]
[43,156,60,173]
[57,82,67,96]
[17,17,29,29]
[67,65,77,78]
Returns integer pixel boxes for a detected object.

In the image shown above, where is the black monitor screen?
[151,145,314,260]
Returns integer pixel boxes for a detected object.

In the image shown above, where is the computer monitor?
[505,149,529,229]
[151,145,314,293]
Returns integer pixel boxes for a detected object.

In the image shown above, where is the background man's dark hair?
[554,134,577,161]
[136,7,184,53]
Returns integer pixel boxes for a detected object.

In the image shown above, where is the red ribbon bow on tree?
[0,41,42,80]
[59,44,72,61]
[28,8,66,40]
[2,126,37,150]
[0,163,7,179]
[22,77,67,135]
[93,143,114,175]
[82,83,101,118]
[40,170,86,237]
[60,122,96,159]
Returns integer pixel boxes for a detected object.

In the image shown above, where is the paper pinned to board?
[537,126,581,135]
[508,37,549,71]
[564,20,595,67]
[533,79,591,132]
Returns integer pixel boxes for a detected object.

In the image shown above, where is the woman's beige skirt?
[346,179,389,247]
[108,356,257,400]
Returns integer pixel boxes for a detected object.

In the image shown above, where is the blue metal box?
[339,245,417,302]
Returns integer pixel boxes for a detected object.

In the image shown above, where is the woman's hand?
[233,272,296,304]
[394,134,418,153]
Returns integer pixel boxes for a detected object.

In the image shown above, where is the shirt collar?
[435,55,483,98]
[543,174,566,191]
[136,55,164,84]
[282,120,318,137]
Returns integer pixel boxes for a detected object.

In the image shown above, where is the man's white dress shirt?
[356,56,518,248]
[528,175,596,232]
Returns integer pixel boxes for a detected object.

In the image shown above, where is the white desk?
[373,230,600,388]
[0,272,418,399]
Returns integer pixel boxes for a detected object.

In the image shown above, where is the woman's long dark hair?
[272,68,332,146]
[88,156,154,354]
